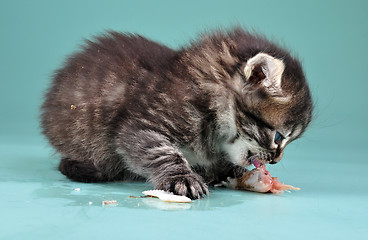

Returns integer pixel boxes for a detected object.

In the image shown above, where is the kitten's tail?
[58,157,108,183]
[58,157,146,182]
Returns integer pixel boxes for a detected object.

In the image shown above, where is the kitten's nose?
[269,159,279,164]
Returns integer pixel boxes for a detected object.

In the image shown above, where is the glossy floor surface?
[1,142,367,240]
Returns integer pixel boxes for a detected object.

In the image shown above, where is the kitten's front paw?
[156,173,209,200]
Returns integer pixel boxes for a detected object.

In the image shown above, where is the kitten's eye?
[274,131,283,144]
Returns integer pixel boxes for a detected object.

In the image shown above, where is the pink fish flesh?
[233,159,300,193]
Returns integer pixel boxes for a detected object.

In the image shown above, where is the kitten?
[41,28,312,199]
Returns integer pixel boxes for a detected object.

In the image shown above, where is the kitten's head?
[183,28,312,166]
[230,51,313,166]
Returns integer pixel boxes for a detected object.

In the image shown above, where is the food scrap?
[226,159,300,194]
[128,195,149,199]
[142,190,192,203]
[102,200,118,206]
[70,104,76,110]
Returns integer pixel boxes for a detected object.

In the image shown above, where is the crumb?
[74,188,80,191]
[128,195,149,199]
[128,195,139,198]
[102,200,117,206]
[70,104,76,110]
[88,202,93,205]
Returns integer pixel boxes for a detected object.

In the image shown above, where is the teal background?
[1,0,367,239]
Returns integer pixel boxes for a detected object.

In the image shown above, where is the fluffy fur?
[41,28,312,199]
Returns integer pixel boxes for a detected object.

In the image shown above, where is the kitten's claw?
[156,173,209,200]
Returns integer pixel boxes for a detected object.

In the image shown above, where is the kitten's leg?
[116,130,209,199]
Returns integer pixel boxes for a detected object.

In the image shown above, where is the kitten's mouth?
[239,151,270,169]
[248,156,264,169]
[247,153,267,169]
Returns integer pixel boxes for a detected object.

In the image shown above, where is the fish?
[226,159,300,193]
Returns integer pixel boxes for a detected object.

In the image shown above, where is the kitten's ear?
[244,53,285,97]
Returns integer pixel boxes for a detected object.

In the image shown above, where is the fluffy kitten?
[41,28,312,199]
